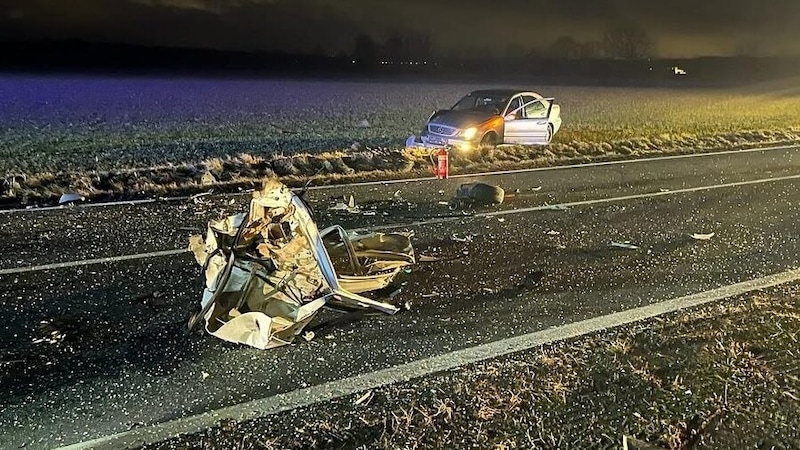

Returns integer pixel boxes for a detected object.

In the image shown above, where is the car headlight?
[461,127,478,139]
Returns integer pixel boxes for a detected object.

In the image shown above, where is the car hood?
[428,109,495,129]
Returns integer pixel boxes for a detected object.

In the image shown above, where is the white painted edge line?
[3,143,797,214]
[56,266,800,450]
[0,249,188,276]
[4,173,800,276]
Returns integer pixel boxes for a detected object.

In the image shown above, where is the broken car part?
[448,183,505,210]
[188,179,415,349]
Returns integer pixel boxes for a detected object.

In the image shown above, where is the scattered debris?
[354,390,373,406]
[302,331,316,342]
[448,183,505,210]
[418,255,443,262]
[58,193,85,205]
[610,241,640,250]
[329,195,360,214]
[690,232,715,241]
[546,230,561,236]
[187,179,415,349]
[450,234,473,243]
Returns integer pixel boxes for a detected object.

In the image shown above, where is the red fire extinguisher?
[435,147,449,179]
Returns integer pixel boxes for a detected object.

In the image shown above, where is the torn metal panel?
[188,179,414,349]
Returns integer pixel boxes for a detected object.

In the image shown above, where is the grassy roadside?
[2,128,800,209]
[144,282,800,450]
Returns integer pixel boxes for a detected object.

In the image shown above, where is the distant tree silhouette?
[353,33,378,64]
[549,36,581,59]
[602,23,654,59]
[381,31,432,62]
[549,36,602,59]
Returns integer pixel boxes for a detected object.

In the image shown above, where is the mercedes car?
[407,89,562,151]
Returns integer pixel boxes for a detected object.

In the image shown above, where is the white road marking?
[0,249,188,276]
[2,143,796,214]
[3,173,799,276]
[55,267,800,450]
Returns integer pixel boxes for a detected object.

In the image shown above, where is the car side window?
[523,95,547,119]
[505,96,522,117]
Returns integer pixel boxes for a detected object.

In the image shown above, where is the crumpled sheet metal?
[189,180,415,349]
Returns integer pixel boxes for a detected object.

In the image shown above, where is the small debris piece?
[422,292,440,298]
[393,190,402,198]
[542,203,569,211]
[58,193,85,204]
[449,183,505,210]
[497,217,506,223]
[201,371,210,380]
[330,195,360,213]
[438,201,450,206]
[546,230,561,236]
[354,391,373,406]
[531,186,543,191]
[450,234,473,243]
[690,232,715,240]
[610,241,640,250]
[302,331,316,342]
[357,119,371,128]
[418,254,443,262]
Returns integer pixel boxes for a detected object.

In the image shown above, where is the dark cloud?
[1,0,798,57]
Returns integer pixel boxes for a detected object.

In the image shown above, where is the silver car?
[408,89,562,151]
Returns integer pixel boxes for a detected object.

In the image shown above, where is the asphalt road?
[1,147,799,449]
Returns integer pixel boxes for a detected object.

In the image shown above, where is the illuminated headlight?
[461,127,478,139]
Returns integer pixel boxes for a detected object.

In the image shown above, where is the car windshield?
[451,93,510,112]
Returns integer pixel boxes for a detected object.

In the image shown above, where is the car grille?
[427,123,458,137]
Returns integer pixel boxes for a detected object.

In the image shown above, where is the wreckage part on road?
[449,183,505,210]
[187,179,411,349]
[321,226,415,294]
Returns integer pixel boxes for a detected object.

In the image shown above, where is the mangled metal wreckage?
[188,180,415,349]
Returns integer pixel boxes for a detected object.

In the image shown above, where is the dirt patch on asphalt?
[2,128,799,209]
[143,282,800,450]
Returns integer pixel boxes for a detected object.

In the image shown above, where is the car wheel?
[547,124,554,144]
[479,132,497,149]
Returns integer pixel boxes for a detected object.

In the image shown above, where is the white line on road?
[2,143,797,214]
[56,266,800,450]
[0,249,188,276]
[4,173,800,276]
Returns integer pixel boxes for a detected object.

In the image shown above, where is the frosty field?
[1,74,799,204]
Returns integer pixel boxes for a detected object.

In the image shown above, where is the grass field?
[1,74,799,204]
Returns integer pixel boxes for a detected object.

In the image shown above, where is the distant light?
[352,60,356,64]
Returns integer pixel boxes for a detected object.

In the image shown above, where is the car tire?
[479,132,497,149]
[547,124,554,144]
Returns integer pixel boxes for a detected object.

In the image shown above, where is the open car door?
[502,96,555,145]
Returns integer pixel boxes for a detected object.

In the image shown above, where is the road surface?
[1,146,798,449]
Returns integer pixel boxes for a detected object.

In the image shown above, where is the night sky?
[2,0,799,58]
